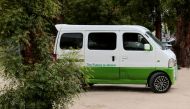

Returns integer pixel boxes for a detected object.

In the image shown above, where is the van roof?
[55,24,150,33]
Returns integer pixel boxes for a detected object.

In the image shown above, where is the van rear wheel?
[149,72,171,93]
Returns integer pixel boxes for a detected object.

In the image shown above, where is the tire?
[149,72,171,93]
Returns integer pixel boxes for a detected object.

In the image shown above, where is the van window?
[60,33,83,49]
[88,33,116,50]
[146,31,166,50]
[123,33,149,51]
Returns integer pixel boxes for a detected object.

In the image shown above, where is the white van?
[54,24,177,93]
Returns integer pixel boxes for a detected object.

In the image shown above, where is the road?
[69,68,190,109]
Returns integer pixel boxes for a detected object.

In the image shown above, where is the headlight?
[168,58,176,68]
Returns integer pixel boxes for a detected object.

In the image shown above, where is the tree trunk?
[174,16,190,67]
[21,33,36,64]
[154,0,162,40]
[21,30,43,64]
[155,18,162,40]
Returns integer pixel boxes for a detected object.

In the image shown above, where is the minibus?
[54,24,177,93]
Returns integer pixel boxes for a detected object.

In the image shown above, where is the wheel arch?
[147,70,171,87]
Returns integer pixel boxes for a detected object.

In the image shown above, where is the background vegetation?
[0,0,89,108]
[0,0,190,108]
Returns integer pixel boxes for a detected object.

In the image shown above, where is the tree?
[59,0,123,24]
[153,0,162,39]
[118,0,162,39]
[169,0,190,67]
[0,0,89,108]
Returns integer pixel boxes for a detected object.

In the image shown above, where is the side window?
[123,33,149,51]
[88,33,116,50]
[60,33,83,49]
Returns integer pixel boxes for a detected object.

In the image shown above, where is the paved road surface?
[69,68,190,109]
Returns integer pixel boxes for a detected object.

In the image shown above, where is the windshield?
[146,31,166,50]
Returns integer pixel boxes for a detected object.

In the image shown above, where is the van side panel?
[89,67,119,79]
[88,67,175,85]
[120,67,156,80]
[119,31,156,82]
[85,31,120,80]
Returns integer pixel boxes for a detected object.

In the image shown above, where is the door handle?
[112,56,115,62]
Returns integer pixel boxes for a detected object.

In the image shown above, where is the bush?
[0,52,90,109]
[0,0,90,108]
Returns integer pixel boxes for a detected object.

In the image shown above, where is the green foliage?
[167,0,190,20]
[61,0,123,24]
[161,0,177,33]
[120,0,155,29]
[161,0,190,33]
[61,0,159,30]
[0,0,89,108]
[0,54,89,108]
[59,0,182,33]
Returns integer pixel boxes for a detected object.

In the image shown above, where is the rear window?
[88,33,116,50]
[60,33,83,49]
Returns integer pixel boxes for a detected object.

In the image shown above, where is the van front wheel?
[149,72,171,93]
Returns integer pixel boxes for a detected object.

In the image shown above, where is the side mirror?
[144,44,151,51]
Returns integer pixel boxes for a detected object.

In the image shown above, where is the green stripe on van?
[88,67,175,84]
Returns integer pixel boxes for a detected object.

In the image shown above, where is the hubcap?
[154,76,170,92]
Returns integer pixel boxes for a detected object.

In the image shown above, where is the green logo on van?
[87,63,116,67]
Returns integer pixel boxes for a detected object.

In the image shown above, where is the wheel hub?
[154,76,169,92]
